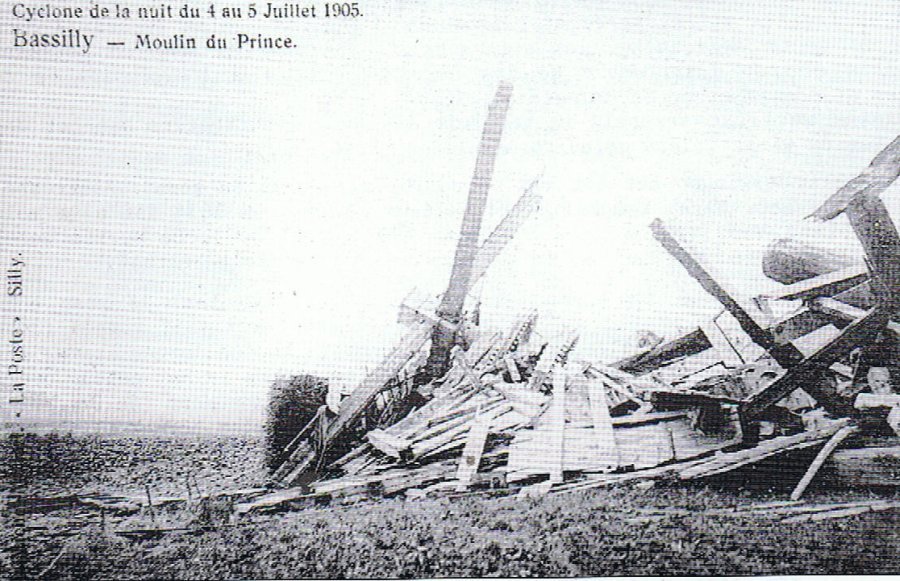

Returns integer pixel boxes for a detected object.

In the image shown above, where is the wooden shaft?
[427,83,513,377]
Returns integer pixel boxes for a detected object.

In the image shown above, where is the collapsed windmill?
[241,87,900,515]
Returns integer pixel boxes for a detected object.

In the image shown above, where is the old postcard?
[3,1,900,578]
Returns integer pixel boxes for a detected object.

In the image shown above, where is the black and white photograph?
[3,1,900,578]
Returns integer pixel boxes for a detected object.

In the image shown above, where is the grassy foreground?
[16,484,900,579]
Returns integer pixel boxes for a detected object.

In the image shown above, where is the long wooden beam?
[844,194,900,308]
[427,83,513,378]
[810,297,900,339]
[762,266,869,302]
[650,219,802,367]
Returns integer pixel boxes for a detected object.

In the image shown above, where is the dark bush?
[264,374,328,472]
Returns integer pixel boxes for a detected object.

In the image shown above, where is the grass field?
[4,432,900,579]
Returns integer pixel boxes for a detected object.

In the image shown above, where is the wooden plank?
[505,355,522,382]
[811,297,900,338]
[587,377,619,471]
[854,393,900,409]
[365,429,410,459]
[790,425,858,500]
[650,219,801,367]
[790,324,842,358]
[763,266,869,302]
[808,135,900,222]
[780,506,874,524]
[455,408,495,490]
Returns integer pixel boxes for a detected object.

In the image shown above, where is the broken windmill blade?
[427,82,514,379]
[468,178,542,290]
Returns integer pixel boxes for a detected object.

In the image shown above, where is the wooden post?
[844,195,900,309]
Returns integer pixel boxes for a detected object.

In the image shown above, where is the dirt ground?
[4,432,900,579]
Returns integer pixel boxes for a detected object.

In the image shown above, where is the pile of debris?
[242,84,900,515]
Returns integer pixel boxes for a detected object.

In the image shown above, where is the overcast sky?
[3,0,900,433]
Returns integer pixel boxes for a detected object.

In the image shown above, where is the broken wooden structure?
[258,117,900,513]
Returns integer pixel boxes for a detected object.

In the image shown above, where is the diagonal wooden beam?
[650,219,803,367]
[611,327,711,374]
[790,425,858,501]
[469,177,542,291]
